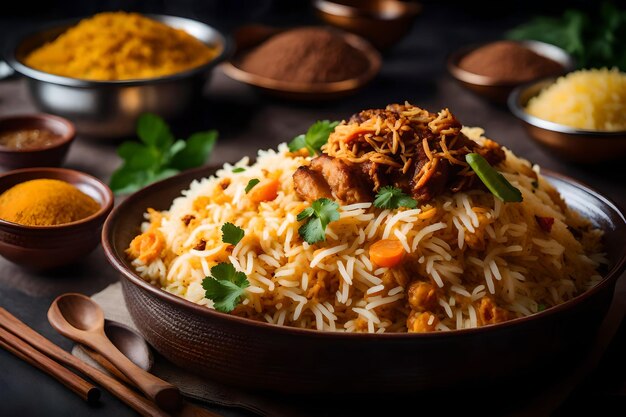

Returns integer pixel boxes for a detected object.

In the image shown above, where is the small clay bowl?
[313,0,422,50]
[0,114,75,170]
[508,77,626,163]
[447,40,575,104]
[0,167,113,270]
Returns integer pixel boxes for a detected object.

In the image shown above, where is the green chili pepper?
[465,153,523,203]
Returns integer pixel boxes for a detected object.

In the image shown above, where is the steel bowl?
[508,77,626,163]
[447,40,575,105]
[102,165,626,395]
[5,15,232,139]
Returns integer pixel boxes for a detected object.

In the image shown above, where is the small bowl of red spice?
[0,114,75,170]
[222,25,381,100]
[447,40,575,104]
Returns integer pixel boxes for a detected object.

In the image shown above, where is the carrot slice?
[248,178,280,203]
[369,239,405,268]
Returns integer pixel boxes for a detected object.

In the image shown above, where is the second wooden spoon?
[48,293,182,412]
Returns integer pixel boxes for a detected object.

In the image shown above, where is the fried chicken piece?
[407,281,439,312]
[292,166,332,202]
[477,296,510,326]
[407,311,439,333]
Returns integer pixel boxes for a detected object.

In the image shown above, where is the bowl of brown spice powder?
[447,40,575,104]
[222,25,381,101]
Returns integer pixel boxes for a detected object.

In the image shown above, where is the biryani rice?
[129,128,604,333]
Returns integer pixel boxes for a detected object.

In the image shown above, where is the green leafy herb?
[537,303,547,312]
[465,153,523,203]
[232,167,246,173]
[296,198,340,244]
[202,263,249,313]
[374,186,418,209]
[288,120,340,156]
[507,2,626,71]
[221,223,244,245]
[110,113,218,194]
[245,178,260,193]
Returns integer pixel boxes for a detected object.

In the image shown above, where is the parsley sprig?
[110,113,217,194]
[221,223,244,245]
[202,263,249,313]
[507,2,626,71]
[288,120,340,156]
[374,186,418,209]
[296,198,340,244]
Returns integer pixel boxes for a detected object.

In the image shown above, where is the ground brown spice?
[458,40,564,83]
[240,27,370,84]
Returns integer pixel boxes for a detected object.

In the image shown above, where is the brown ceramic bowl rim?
[447,40,576,88]
[508,76,626,136]
[102,165,626,339]
[0,167,114,231]
[313,0,422,20]
[222,28,381,94]
[0,113,76,153]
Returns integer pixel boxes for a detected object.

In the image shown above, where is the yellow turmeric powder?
[0,179,100,226]
[24,12,219,81]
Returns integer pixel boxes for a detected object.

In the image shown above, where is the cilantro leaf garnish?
[245,179,260,193]
[288,120,340,156]
[296,198,340,244]
[110,113,217,194]
[222,222,244,245]
[232,167,246,173]
[202,263,249,313]
[373,186,418,209]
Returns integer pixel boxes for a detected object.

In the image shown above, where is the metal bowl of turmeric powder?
[0,167,114,270]
[4,12,232,139]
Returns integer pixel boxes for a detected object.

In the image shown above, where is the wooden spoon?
[48,293,182,412]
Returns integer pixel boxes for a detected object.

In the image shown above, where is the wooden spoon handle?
[0,308,169,417]
[0,327,100,404]
[90,332,182,411]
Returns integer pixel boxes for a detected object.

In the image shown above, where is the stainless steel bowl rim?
[103,167,626,339]
[4,14,233,87]
[508,77,626,137]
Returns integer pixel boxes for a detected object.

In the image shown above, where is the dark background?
[0,1,625,416]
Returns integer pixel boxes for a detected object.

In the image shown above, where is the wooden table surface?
[0,3,625,416]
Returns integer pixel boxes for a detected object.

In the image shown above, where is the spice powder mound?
[458,40,564,83]
[239,27,370,84]
[0,179,100,226]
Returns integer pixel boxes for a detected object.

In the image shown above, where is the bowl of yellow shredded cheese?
[4,12,232,138]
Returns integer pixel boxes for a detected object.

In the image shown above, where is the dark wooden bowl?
[102,166,626,395]
[313,0,422,50]
[221,25,381,101]
[0,114,75,169]
[0,167,113,270]
[508,77,626,163]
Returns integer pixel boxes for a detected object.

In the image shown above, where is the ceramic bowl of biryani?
[4,12,232,138]
[508,68,626,163]
[0,167,113,269]
[103,103,626,395]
